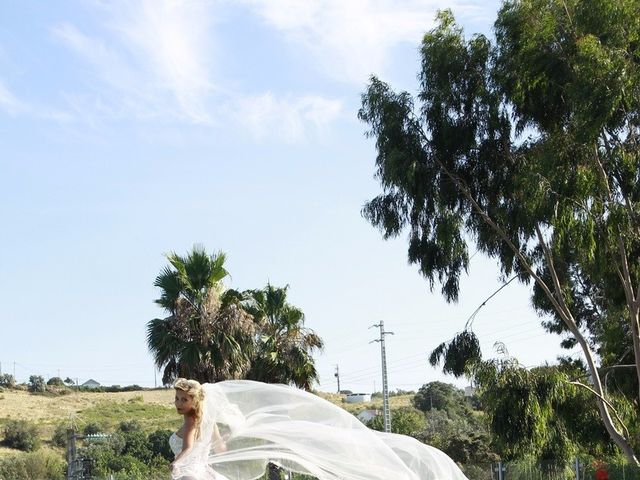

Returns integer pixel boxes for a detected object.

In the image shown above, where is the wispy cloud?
[0,79,24,114]
[244,0,489,84]
[234,93,342,143]
[53,0,216,124]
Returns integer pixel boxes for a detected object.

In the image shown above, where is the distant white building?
[357,409,380,423]
[345,393,371,403]
[82,379,101,389]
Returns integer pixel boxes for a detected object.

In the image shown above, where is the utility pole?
[370,321,394,433]
[334,365,340,393]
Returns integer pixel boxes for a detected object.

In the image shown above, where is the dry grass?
[0,388,174,423]
[0,388,414,459]
[0,388,178,457]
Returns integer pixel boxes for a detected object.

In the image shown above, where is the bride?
[169,378,469,480]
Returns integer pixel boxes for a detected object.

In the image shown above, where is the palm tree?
[147,246,256,385]
[243,284,324,391]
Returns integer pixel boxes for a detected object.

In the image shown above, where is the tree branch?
[569,381,630,439]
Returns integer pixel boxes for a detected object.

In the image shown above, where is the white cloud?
[244,0,487,84]
[235,92,342,142]
[47,1,351,139]
[0,79,24,114]
[53,0,216,124]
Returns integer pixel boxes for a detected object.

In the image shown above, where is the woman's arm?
[211,422,228,453]
[171,416,197,466]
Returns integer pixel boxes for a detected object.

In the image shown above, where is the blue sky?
[0,0,577,391]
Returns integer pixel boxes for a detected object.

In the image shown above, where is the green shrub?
[0,373,16,388]
[119,419,142,433]
[52,424,68,447]
[2,419,40,451]
[28,375,45,393]
[23,451,65,480]
[83,422,102,436]
[47,376,65,386]
[122,430,153,462]
[148,429,173,461]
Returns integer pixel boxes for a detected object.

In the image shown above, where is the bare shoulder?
[184,415,197,429]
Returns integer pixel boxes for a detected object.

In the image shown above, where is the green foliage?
[79,398,177,432]
[367,407,427,435]
[119,419,143,433]
[148,246,324,390]
[28,375,45,393]
[80,426,170,479]
[122,429,154,463]
[148,429,174,461]
[2,419,40,451]
[413,381,468,414]
[445,430,498,465]
[52,423,68,447]
[429,331,482,377]
[0,450,65,480]
[475,360,620,462]
[0,373,16,388]
[360,0,640,462]
[83,422,102,436]
[414,407,497,465]
[244,284,324,390]
[47,376,65,386]
[147,245,257,384]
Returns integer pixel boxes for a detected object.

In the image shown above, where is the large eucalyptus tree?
[359,0,640,463]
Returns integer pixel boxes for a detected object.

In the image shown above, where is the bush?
[81,443,168,479]
[367,407,426,436]
[119,419,143,433]
[28,375,45,393]
[83,422,102,436]
[52,424,68,447]
[2,419,41,451]
[23,451,65,480]
[122,429,153,462]
[47,376,65,386]
[148,429,173,461]
[0,373,16,388]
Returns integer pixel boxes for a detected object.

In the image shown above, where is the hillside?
[0,388,413,458]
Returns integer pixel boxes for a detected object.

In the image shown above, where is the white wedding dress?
[170,380,468,480]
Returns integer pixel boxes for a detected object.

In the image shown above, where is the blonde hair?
[173,378,204,439]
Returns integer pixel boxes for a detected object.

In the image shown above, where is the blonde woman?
[170,378,227,479]
[168,378,469,480]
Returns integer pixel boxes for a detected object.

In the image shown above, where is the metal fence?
[458,460,640,480]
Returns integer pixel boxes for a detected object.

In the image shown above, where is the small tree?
[413,381,467,414]
[367,407,427,436]
[27,375,45,393]
[0,373,15,388]
[46,377,64,387]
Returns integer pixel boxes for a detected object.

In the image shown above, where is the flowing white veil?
[172,380,469,480]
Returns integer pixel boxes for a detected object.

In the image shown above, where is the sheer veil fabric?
[171,380,469,480]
